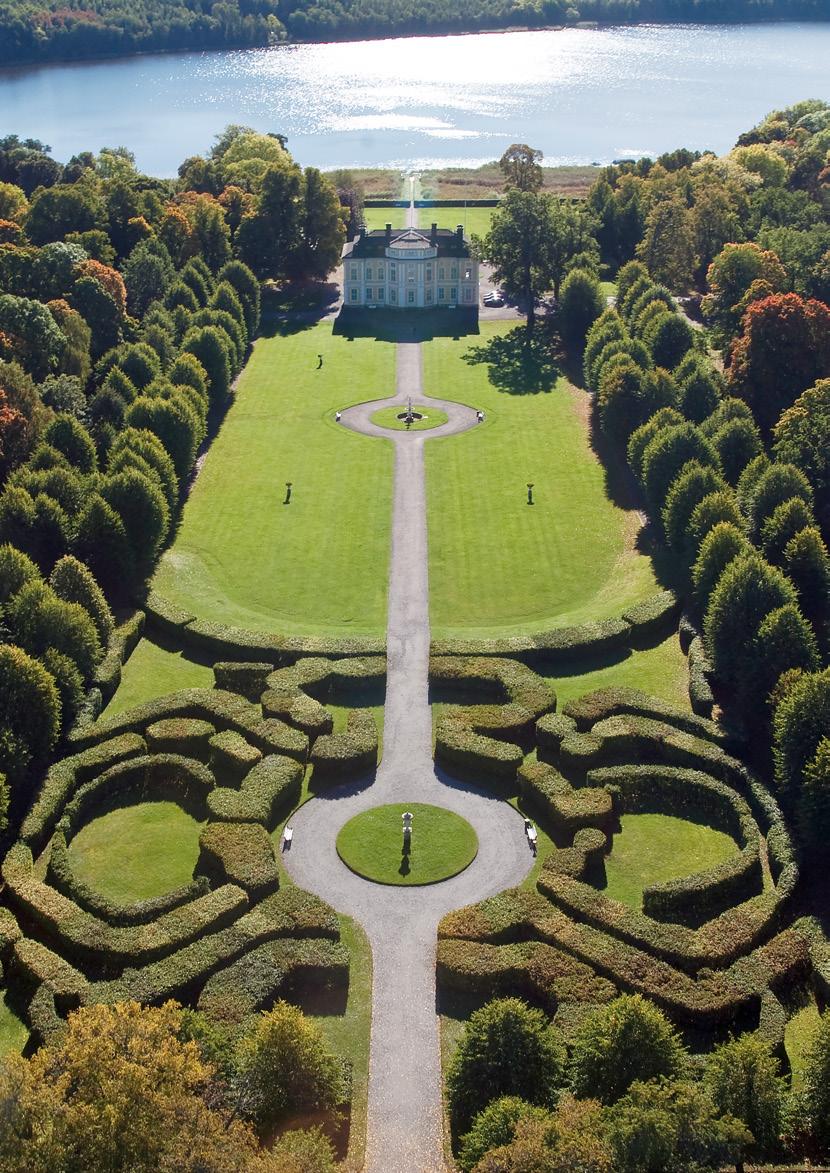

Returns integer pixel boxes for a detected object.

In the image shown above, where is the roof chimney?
[385,222,392,243]
[456,224,464,240]
[431,222,438,243]
[358,225,366,240]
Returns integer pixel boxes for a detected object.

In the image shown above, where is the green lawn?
[0,990,28,1057]
[336,803,478,885]
[104,638,214,718]
[153,323,395,637]
[362,206,409,231]
[67,801,204,903]
[370,404,448,431]
[423,322,659,639]
[416,205,494,240]
[546,632,690,711]
[602,813,737,910]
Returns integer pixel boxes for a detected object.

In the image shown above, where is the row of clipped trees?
[582,258,829,863]
[0,132,293,827]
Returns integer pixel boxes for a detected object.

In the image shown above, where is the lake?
[1,23,828,175]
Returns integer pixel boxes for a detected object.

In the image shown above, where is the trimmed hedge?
[146,717,215,759]
[20,733,147,854]
[91,610,146,705]
[197,822,279,899]
[68,688,308,762]
[438,888,810,1028]
[207,754,302,828]
[588,764,763,926]
[145,591,385,661]
[197,938,349,1025]
[60,754,213,833]
[430,592,678,663]
[208,730,262,782]
[310,710,378,782]
[47,831,210,927]
[436,719,524,787]
[262,688,333,738]
[687,636,715,717]
[560,687,727,745]
[518,760,614,836]
[535,712,578,759]
[558,714,743,782]
[4,863,249,974]
[621,590,681,642]
[93,887,340,1006]
[213,660,272,701]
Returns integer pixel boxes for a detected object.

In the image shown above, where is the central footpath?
[283,192,533,1173]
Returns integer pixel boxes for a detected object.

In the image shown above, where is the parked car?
[483,292,504,307]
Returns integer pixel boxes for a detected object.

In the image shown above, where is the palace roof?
[343,224,471,260]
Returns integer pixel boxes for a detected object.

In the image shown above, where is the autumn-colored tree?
[702,242,787,343]
[728,293,830,433]
[0,1001,272,1173]
[0,387,27,472]
[77,258,128,316]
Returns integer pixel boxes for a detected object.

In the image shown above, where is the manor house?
[342,223,479,309]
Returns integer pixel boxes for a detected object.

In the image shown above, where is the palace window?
[463,286,473,302]
[366,265,373,280]
[426,289,433,304]
[438,287,445,301]
[350,264,358,280]
[365,288,373,301]
[464,266,472,280]
[377,264,384,280]
[390,288,397,303]
[451,287,457,302]
[350,288,358,302]
[390,264,397,281]
[378,288,385,301]
[451,265,458,280]
[407,290,415,304]
[438,266,445,280]
[426,265,433,282]
[407,264,415,283]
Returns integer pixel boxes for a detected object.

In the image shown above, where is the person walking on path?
[317,354,323,369]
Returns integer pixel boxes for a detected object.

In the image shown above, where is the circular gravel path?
[284,194,534,1173]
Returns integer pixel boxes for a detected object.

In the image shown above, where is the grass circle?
[370,404,449,431]
[336,802,478,885]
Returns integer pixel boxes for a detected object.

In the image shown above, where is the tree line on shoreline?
[0,0,826,69]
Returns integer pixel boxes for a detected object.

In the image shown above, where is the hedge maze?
[434,655,818,1060]
[0,639,384,1083]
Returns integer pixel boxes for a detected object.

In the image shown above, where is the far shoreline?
[0,15,828,78]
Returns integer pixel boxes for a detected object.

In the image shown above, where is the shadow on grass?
[461,321,561,395]
[260,279,341,336]
[307,768,378,799]
[333,306,480,342]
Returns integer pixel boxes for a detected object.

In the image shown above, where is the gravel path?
[284,188,534,1172]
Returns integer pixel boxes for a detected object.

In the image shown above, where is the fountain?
[397,396,424,428]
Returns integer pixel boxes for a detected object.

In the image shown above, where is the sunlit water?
[1,23,828,175]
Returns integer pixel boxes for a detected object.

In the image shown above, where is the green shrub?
[703,551,797,698]
[745,462,814,539]
[704,1032,783,1158]
[108,427,179,512]
[710,416,763,483]
[783,526,830,628]
[209,729,262,782]
[0,543,40,603]
[644,311,695,370]
[49,555,113,646]
[6,579,102,679]
[691,521,753,616]
[641,423,719,514]
[235,1001,346,1133]
[117,342,161,391]
[557,268,604,348]
[447,997,567,1135]
[124,394,199,484]
[73,494,133,599]
[626,407,684,483]
[661,463,725,554]
[677,362,721,424]
[686,489,744,556]
[42,413,96,473]
[101,467,170,575]
[310,710,378,782]
[459,1096,551,1172]
[145,717,215,758]
[519,759,613,835]
[207,754,302,828]
[217,260,260,337]
[181,326,232,411]
[212,661,271,701]
[569,994,686,1104]
[197,822,279,898]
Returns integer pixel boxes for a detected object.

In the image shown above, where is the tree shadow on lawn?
[307,768,378,799]
[461,321,561,395]
[260,279,341,336]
